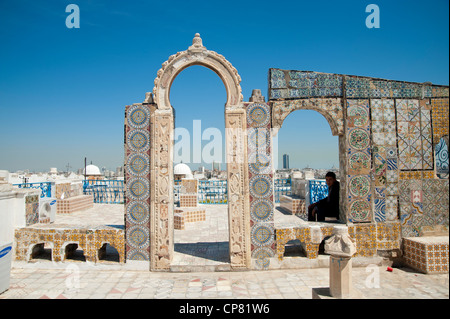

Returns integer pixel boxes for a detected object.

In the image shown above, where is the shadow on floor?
[174,241,230,263]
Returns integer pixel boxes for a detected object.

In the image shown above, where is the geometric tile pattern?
[124,103,151,261]
[403,236,449,274]
[396,99,434,171]
[246,102,275,269]
[431,98,449,145]
[275,225,332,260]
[370,99,399,222]
[346,99,373,223]
[271,98,344,136]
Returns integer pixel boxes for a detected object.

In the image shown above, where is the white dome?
[174,163,192,176]
[84,164,102,176]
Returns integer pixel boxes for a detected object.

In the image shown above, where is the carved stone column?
[150,108,174,271]
[225,108,251,269]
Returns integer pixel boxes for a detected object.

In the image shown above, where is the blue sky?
[0,0,448,172]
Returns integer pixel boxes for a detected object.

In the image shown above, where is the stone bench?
[57,195,94,214]
[14,224,124,263]
[276,221,401,260]
[174,207,206,230]
[403,235,449,274]
[279,195,306,219]
[275,224,335,260]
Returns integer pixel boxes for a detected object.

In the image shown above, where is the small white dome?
[84,164,102,176]
[174,163,192,176]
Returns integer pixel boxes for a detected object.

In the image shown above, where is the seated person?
[308,172,340,221]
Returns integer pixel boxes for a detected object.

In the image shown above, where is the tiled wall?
[269,69,449,237]
[124,103,152,262]
[370,99,399,222]
[404,236,449,274]
[246,102,275,269]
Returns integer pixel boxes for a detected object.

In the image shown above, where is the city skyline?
[1,0,448,172]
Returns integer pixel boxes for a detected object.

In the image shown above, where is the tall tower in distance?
[283,154,289,169]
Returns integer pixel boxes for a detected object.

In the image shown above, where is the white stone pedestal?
[312,225,361,299]
[330,255,352,298]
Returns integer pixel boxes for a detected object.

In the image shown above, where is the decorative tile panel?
[399,177,449,238]
[246,102,275,269]
[404,236,449,274]
[346,99,372,223]
[435,138,449,178]
[370,99,399,222]
[396,99,434,171]
[124,103,151,262]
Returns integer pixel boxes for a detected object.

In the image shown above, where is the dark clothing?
[308,181,340,221]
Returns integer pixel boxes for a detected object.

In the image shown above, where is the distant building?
[282,154,289,169]
[116,166,124,177]
[174,163,193,180]
[83,164,103,180]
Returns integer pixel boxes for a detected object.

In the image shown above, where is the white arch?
[152,33,243,110]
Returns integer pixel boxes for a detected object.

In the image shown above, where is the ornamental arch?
[124,34,251,270]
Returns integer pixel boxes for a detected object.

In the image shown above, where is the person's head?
[325,172,337,187]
